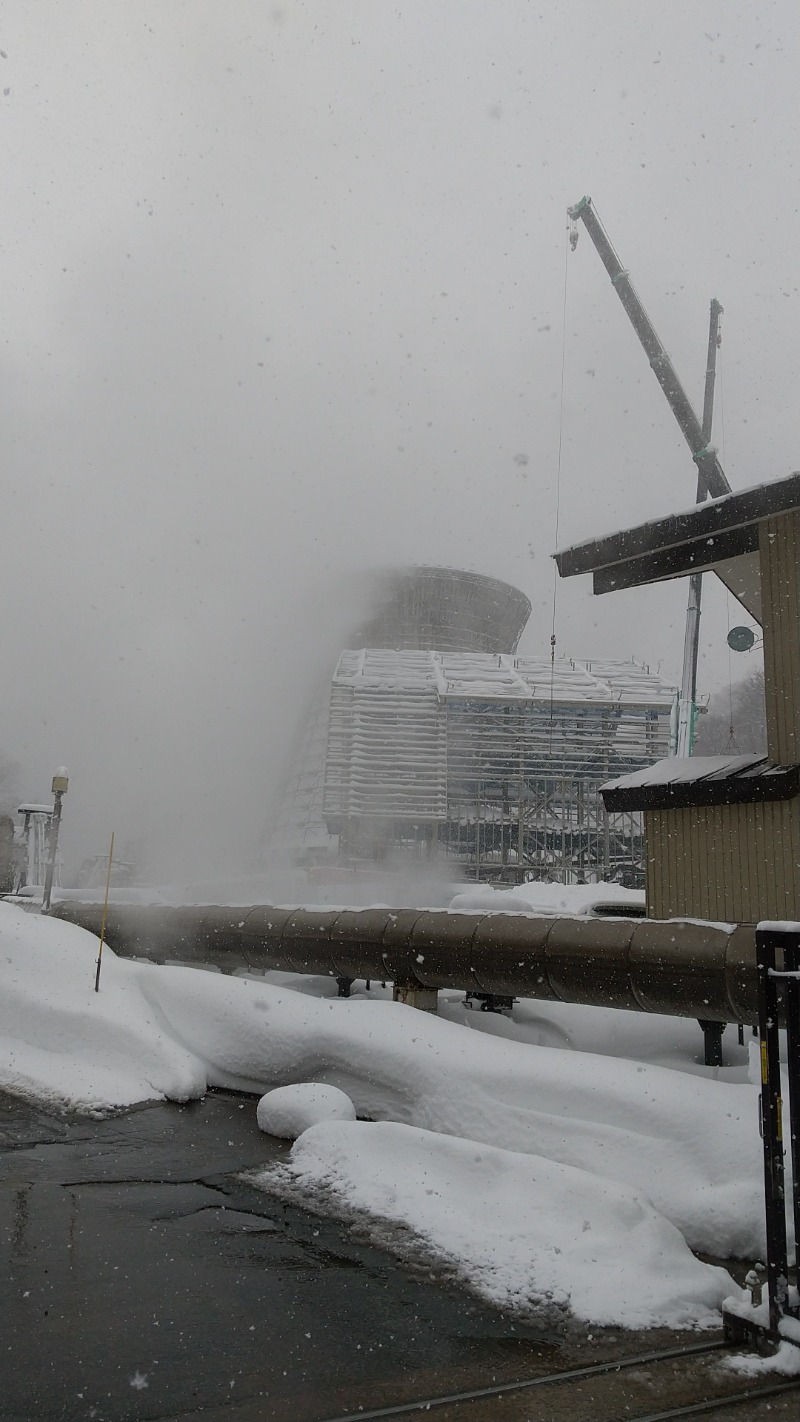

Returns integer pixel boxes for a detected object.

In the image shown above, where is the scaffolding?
[263,566,532,866]
[323,651,677,883]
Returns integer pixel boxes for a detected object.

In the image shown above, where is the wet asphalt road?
[0,1089,559,1422]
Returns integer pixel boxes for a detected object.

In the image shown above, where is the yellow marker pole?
[94,831,115,993]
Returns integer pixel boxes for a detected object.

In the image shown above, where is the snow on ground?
[722,1291,800,1375]
[255,1119,731,1329]
[262,973,758,1080]
[726,1340,800,1377]
[137,966,764,1260]
[0,899,780,1330]
[0,903,206,1112]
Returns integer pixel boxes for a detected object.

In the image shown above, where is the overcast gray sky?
[1,2,796,873]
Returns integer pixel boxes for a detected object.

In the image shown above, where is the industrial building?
[322,648,675,881]
[556,468,800,921]
[271,567,677,883]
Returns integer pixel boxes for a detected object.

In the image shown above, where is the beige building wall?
[760,510,800,764]
[646,799,800,923]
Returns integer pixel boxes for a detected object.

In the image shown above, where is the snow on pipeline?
[0,900,776,1331]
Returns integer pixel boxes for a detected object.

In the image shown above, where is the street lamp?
[42,767,69,912]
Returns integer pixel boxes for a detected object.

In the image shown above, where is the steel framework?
[323,650,677,882]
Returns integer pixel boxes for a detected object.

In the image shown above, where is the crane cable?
[549,220,572,751]
[716,347,741,753]
[725,590,740,752]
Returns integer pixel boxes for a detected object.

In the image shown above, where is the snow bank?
[438,992,750,1075]
[0,902,764,1256]
[0,900,775,1331]
[253,1119,731,1329]
[256,1083,355,1138]
[132,952,765,1260]
[266,974,756,1080]
[0,903,205,1113]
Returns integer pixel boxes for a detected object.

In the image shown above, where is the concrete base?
[393,980,439,1012]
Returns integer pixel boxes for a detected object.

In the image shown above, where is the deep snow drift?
[0,900,777,1331]
[255,1115,731,1328]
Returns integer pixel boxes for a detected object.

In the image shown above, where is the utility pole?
[676,299,724,756]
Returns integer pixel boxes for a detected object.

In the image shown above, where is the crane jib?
[567,196,731,501]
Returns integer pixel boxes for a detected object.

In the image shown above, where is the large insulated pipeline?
[49,902,759,1024]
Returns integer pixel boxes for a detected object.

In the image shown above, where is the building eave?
[554,470,800,590]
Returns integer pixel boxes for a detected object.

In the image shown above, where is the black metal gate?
[724,925,800,1348]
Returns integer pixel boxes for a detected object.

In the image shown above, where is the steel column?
[782,935,800,1301]
[756,930,790,1333]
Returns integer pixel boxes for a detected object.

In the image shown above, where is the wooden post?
[94,832,115,993]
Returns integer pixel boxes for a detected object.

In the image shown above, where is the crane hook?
[569,220,579,252]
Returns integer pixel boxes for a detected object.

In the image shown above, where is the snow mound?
[257,1082,356,1139]
[136,958,764,1259]
[0,903,205,1113]
[1,876,740,1334]
[254,1119,732,1330]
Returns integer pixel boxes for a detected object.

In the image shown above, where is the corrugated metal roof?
[602,754,800,811]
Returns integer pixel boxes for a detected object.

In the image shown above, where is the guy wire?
[549,223,571,750]
[717,346,739,750]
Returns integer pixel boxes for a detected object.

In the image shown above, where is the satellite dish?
[727,626,756,653]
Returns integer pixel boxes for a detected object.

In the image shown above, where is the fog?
[1,3,795,878]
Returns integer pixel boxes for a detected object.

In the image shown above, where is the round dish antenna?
[727,626,756,653]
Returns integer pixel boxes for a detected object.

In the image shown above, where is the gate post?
[783,934,800,1302]
[748,922,800,1345]
[755,927,791,1334]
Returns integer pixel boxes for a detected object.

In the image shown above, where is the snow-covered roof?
[324,649,676,824]
[604,755,758,791]
[602,754,800,812]
[554,470,800,573]
[557,469,800,563]
[332,650,677,708]
[553,472,799,625]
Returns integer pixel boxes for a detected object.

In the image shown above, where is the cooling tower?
[351,566,532,654]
